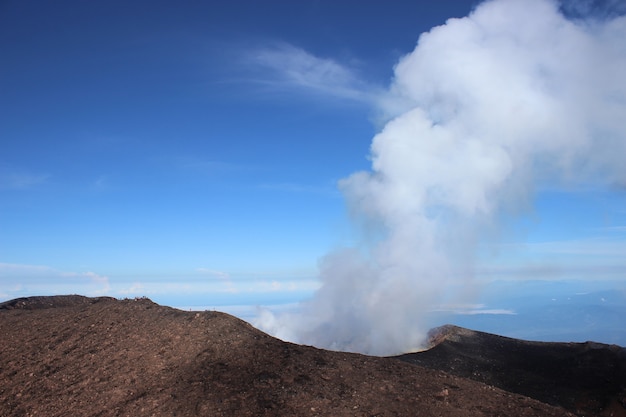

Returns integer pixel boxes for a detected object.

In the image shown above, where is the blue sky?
[0,0,476,292]
[2,0,626,353]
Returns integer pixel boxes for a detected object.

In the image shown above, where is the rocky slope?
[0,295,581,416]
[397,325,626,417]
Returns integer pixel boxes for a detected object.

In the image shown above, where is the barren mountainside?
[0,295,619,416]
[396,325,626,416]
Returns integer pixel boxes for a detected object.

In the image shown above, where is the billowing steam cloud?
[255,0,626,355]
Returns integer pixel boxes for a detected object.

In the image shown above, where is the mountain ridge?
[0,295,608,416]
[396,324,626,416]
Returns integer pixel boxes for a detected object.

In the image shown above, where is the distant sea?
[164,279,626,348]
[430,280,626,346]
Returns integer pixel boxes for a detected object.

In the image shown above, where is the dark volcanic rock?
[0,296,574,417]
[395,324,626,417]
[0,294,114,310]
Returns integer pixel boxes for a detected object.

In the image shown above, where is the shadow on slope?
[395,324,626,417]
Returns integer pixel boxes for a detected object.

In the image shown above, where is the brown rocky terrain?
[0,295,608,416]
[396,325,626,417]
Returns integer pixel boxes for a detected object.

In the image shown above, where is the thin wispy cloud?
[492,235,626,258]
[478,262,626,282]
[479,233,626,281]
[177,158,243,173]
[60,270,111,293]
[117,270,321,299]
[461,309,516,315]
[0,263,110,298]
[527,238,626,257]
[87,174,118,192]
[245,42,382,103]
[246,278,320,294]
[0,172,49,190]
[431,303,516,315]
[117,282,146,296]
[169,155,256,178]
[592,226,626,233]
[258,182,340,197]
[196,268,231,280]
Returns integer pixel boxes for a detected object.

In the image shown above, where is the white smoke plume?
[255,0,626,355]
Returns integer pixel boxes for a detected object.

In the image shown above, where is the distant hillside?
[396,324,626,416]
[0,295,578,416]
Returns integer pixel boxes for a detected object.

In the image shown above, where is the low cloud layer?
[0,263,111,298]
[255,0,626,355]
